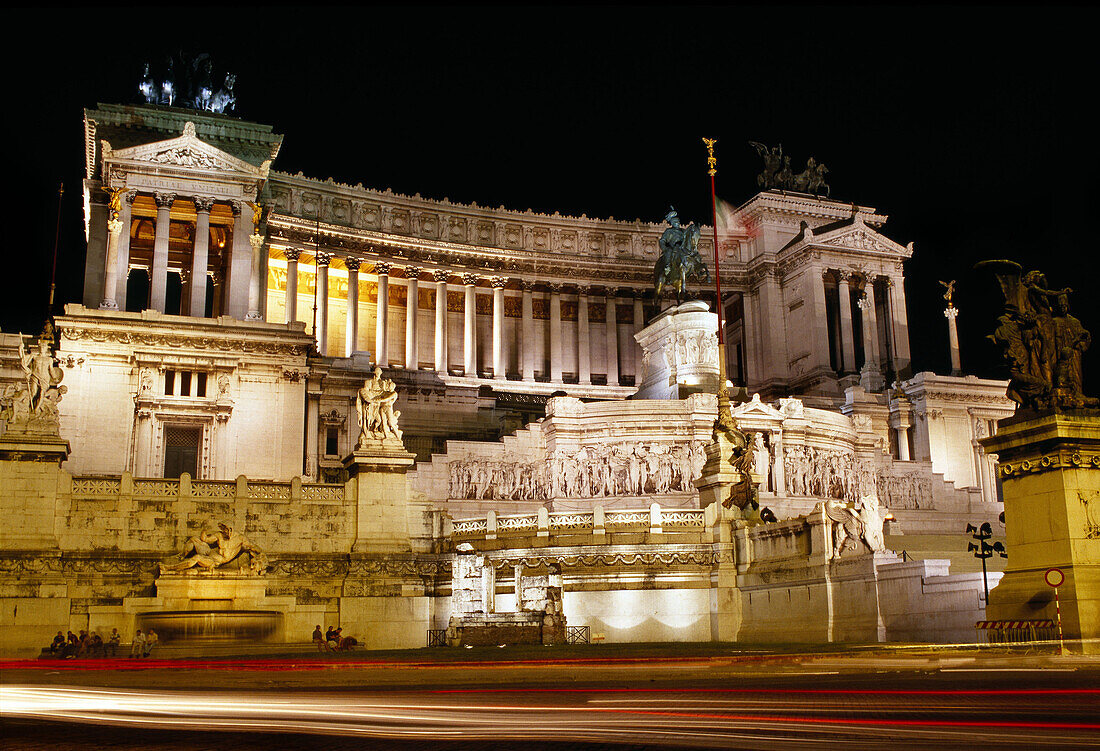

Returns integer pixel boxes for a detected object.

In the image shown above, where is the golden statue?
[104,186,125,218]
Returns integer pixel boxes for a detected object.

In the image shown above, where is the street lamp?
[967,522,1007,602]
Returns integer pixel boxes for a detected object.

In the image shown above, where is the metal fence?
[566,625,591,645]
[975,619,1057,644]
[426,629,447,647]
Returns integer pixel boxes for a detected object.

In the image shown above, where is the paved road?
[3,651,1098,749]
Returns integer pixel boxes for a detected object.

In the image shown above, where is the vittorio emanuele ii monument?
[3,61,1094,656]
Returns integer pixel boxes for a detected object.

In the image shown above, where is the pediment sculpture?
[159,523,267,575]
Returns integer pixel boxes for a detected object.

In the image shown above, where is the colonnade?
[99,191,259,319]
[285,254,645,385]
[821,268,909,380]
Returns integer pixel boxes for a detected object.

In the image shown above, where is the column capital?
[284,248,302,262]
[603,286,620,298]
[432,269,451,283]
[576,284,591,296]
[316,251,333,267]
[821,268,833,281]
[461,273,480,286]
[857,294,872,311]
[548,282,564,294]
[154,192,177,209]
[345,257,362,272]
[248,233,264,250]
[404,266,422,279]
[520,279,537,292]
[944,305,959,320]
[884,276,896,288]
[374,262,392,275]
[193,196,216,213]
[107,218,124,237]
[230,200,244,217]
[489,275,509,289]
[124,189,138,205]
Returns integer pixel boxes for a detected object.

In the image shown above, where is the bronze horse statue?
[654,210,710,303]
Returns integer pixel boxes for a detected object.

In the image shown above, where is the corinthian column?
[150,192,175,312]
[316,252,331,356]
[462,273,479,377]
[246,229,266,321]
[405,267,421,369]
[227,200,252,319]
[491,276,507,379]
[577,286,591,385]
[100,208,124,310]
[189,196,214,317]
[375,262,391,366]
[114,191,136,311]
[858,293,884,391]
[549,283,563,382]
[836,271,856,374]
[945,304,961,376]
[433,270,450,374]
[521,280,535,381]
[605,288,619,386]
[345,258,361,357]
[284,249,301,323]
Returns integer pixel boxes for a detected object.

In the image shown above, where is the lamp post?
[967,521,1006,602]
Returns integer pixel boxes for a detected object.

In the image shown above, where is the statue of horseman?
[654,207,710,303]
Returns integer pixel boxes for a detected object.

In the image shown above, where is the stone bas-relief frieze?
[782,445,874,502]
[158,523,267,575]
[449,441,708,501]
[876,472,934,510]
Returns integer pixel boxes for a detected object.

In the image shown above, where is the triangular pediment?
[731,393,785,421]
[103,122,269,179]
[816,226,910,257]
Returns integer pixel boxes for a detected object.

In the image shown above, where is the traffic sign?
[1045,568,1065,588]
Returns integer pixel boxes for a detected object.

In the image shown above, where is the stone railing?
[451,504,706,542]
[69,473,345,504]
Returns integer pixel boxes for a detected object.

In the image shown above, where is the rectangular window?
[325,427,339,457]
[180,371,192,397]
[164,370,175,396]
[163,425,201,478]
[196,373,207,397]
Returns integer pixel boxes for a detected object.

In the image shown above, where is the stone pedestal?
[343,441,417,553]
[634,300,720,400]
[980,412,1100,653]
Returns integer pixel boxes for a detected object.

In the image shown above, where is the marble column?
[345,258,361,357]
[491,276,507,379]
[577,286,591,384]
[227,201,253,319]
[549,283,563,382]
[897,425,911,461]
[210,270,223,318]
[771,432,786,495]
[246,229,265,320]
[305,394,320,480]
[605,288,619,386]
[100,210,124,310]
[462,273,479,377]
[114,191,136,312]
[836,271,856,374]
[405,267,421,370]
[887,276,912,374]
[521,280,535,381]
[945,305,961,376]
[316,252,331,356]
[433,270,449,374]
[284,249,301,324]
[858,293,883,391]
[150,192,175,312]
[188,197,214,317]
[375,262,391,367]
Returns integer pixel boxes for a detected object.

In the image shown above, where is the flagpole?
[703,138,732,424]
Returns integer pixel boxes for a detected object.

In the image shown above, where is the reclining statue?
[159,523,267,575]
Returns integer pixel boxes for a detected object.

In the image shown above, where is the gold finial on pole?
[702,137,718,176]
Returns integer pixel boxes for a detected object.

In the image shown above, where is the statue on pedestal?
[654,207,710,303]
[977,260,1096,411]
[355,367,403,447]
[1,332,66,436]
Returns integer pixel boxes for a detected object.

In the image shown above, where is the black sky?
[5,6,1098,383]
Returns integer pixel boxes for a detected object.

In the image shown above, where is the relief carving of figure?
[355,367,402,446]
[159,523,267,575]
[824,499,864,557]
[5,334,66,434]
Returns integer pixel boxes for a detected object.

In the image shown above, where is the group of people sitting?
[312,625,357,651]
[46,627,158,658]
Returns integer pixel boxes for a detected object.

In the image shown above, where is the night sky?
[6,7,1097,384]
